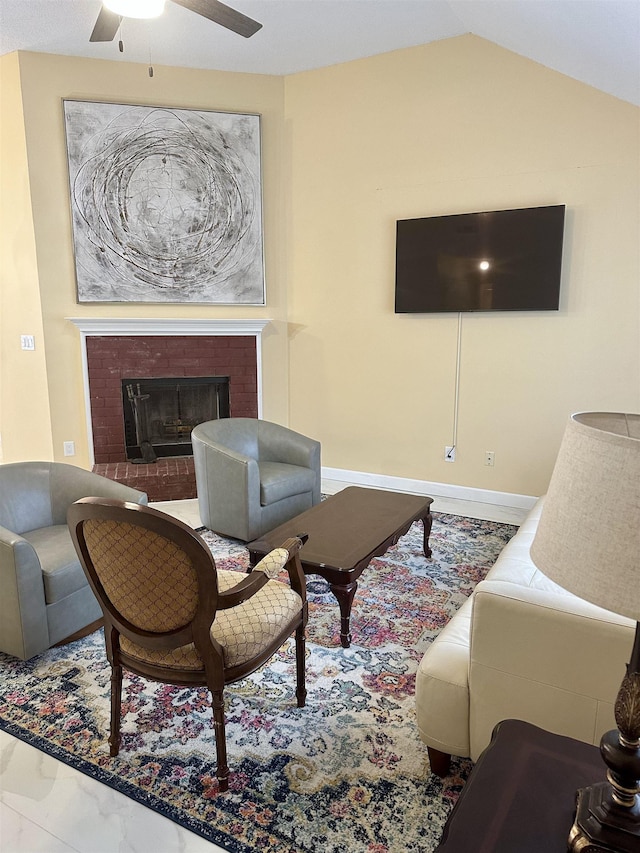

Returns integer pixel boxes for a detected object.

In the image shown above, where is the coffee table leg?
[423,511,433,558]
[329,581,358,649]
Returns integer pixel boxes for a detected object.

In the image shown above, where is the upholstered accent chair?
[68,497,308,792]
[0,461,148,660]
[192,418,321,542]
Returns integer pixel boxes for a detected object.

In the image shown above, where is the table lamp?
[530,411,640,852]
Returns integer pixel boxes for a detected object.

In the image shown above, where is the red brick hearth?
[87,334,258,501]
[93,458,197,503]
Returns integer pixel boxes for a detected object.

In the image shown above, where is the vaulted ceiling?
[1,1,639,105]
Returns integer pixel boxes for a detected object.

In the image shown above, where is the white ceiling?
[1,0,639,105]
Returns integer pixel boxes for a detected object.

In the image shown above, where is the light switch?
[20,335,35,351]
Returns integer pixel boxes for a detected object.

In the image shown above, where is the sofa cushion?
[483,498,569,593]
[22,525,88,603]
[486,552,570,594]
[258,462,317,505]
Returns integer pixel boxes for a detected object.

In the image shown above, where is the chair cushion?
[22,525,88,604]
[258,462,317,506]
[211,570,302,667]
[119,570,302,671]
[119,635,204,671]
[82,518,199,633]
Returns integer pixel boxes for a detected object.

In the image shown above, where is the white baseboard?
[321,466,538,511]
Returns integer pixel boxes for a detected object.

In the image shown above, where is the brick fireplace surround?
[70,319,268,503]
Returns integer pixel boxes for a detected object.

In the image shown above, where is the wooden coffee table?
[247,486,433,648]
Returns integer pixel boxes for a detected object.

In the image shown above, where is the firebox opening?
[122,376,230,462]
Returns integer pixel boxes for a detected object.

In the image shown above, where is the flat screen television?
[395,204,565,313]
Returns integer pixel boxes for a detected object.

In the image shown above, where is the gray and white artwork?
[63,100,264,304]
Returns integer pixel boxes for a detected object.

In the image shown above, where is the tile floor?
[0,484,528,852]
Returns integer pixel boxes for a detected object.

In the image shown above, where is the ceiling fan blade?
[90,6,122,42]
[170,0,262,37]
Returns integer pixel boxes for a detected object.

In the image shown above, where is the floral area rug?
[0,512,517,853]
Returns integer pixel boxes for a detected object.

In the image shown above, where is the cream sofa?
[415,497,636,776]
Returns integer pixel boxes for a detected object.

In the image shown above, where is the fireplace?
[68,318,269,501]
[122,376,230,462]
[84,333,258,466]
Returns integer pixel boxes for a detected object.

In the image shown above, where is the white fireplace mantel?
[67,317,271,466]
[67,317,271,336]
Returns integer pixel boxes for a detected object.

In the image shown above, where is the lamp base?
[568,783,640,852]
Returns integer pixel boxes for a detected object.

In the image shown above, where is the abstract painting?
[63,100,264,304]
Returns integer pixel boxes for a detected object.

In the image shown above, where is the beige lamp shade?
[530,412,640,622]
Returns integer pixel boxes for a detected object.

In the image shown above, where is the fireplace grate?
[121,376,230,462]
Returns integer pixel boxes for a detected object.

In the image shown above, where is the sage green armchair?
[192,418,321,542]
[0,461,147,660]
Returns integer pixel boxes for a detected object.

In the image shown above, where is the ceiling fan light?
[103,0,166,19]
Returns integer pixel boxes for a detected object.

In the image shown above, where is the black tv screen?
[395,204,565,313]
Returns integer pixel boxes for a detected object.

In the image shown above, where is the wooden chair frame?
[68,497,308,792]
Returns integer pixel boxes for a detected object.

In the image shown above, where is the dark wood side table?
[435,719,604,853]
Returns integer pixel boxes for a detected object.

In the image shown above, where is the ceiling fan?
[89,0,262,43]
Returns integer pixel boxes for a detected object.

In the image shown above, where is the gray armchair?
[192,418,321,541]
[0,461,148,660]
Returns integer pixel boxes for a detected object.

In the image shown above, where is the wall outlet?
[485,450,495,467]
[63,441,76,457]
[444,445,456,462]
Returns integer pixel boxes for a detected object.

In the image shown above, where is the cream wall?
[2,37,639,499]
[3,51,286,468]
[284,36,640,498]
[0,53,54,461]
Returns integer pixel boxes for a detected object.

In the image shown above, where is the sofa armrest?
[192,434,261,537]
[262,428,319,468]
[415,596,475,759]
[258,423,321,503]
[51,465,148,524]
[468,579,635,761]
[0,525,49,659]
